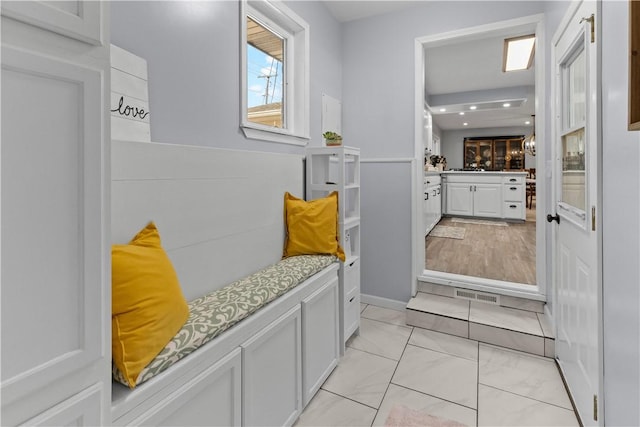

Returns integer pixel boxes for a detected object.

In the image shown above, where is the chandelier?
[523,114,536,156]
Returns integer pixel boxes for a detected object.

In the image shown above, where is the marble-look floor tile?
[500,295,545,313]
[410,327,478,361]
[478,385,579,426]
[407,309,469,338]
[470,322,544,356]
[294,389,376,427]
[392,345,478,409]
[537,312,555,338]
[361,305,407,326]
[479,344,572,409]
[470,302,543,336]
[545,338,555,358]
[321,347,397,409]
[373,384,476,427]
[407,293,469,321]
[417,282,455,298]
[360,303,367,313]
[347,318,412,361]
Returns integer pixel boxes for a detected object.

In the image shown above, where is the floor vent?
[454,288,500,305]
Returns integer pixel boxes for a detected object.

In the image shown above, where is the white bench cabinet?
[242,306,302,427]
[128,349,242,427]
[301,277,340,406]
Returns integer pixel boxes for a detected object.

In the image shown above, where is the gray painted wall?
[110,0,342,155]
[601,1,640,424]
[342,1,546,302]
[440,126,533,170]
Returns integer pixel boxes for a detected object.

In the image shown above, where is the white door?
[551,1,602,425]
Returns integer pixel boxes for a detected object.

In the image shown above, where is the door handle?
[547,214,560,224]
[437,187,441,195]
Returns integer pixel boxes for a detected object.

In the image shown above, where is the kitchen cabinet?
[464,137,524,171]
[424,174,442,235]
[443,172,526,220]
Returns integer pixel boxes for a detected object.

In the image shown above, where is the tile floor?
[294,304,579,427]
[406,293,555,358]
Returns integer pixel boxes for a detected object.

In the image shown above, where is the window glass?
[246,17,284,128]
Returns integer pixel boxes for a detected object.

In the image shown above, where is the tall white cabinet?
[1,2,110,425]
[306,147,361,354]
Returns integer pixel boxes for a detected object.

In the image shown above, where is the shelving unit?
[306,146,360,354]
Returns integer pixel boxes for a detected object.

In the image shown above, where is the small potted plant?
[323,131,343,146]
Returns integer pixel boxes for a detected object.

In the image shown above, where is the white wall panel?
[601,1,640,424]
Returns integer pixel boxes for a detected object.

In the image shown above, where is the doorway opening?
[412,14,547,300]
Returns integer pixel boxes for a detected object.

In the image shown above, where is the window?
[240,0,309,145]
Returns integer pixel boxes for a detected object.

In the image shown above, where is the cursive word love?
[111,96,150,120]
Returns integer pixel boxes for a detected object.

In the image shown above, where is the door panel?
[552,1,601,425]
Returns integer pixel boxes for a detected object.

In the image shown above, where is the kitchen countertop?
[440,170,527,175]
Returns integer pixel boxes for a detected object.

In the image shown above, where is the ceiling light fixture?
[459,112,465,116]
[522,114,536,156]
[503,103,511,107]
[503,34,535,72]
[439,108,446,112]
[469,106,477,110]
[463,122,468,126]
[525,120,531,125]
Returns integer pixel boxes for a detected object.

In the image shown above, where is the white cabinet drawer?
[502,175,525,185]
[504,202,524,219]
[343,258,360,296]
[344,287,360,341]
[503,184,524,202]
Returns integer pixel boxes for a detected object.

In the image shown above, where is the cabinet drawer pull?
[349,296,355,303]
[510,186,517,190]
[437,187,441,195]
[510,205,517,209]
[349,261,356,267]
[509,178,517,182]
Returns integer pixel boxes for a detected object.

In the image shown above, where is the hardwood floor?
[425,202,536,285]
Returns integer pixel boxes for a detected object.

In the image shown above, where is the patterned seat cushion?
[113,254,336,388]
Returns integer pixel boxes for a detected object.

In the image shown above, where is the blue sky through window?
[247,45,283,108]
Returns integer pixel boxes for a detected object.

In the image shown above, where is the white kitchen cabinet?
[473,184,502,218]
[1,3,110,425]
[306,146,360,354]
[443,172,526,220]
[446,183,474,216]
[424,174,442,235]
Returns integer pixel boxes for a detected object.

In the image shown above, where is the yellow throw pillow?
[111,222,189,388]
[283,191,346,261]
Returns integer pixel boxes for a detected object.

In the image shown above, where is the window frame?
[240,0,310,146]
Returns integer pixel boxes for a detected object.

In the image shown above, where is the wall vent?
[454,288,500,305]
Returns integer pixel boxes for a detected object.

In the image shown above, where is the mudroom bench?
[111,140,342,426]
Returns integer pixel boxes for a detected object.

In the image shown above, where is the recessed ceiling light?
[469,106,477,110]
[463,122,468,126]
[503,103,511,108]
[503,34,535,72]
[439,108,446,112]
[459,112,465,116]
[525,120,531,125]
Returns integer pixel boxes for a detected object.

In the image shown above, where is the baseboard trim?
[361,294,407,311]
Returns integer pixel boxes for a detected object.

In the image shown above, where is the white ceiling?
[323,1,537,131]
[425,31,536,131]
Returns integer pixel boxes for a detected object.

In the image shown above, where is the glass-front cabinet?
[463,136,524,171]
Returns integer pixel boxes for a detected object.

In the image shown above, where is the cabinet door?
[1,45,108,425]
[242,306,302,427]
[301,278,339,407]
[446,183,474,216]
[473,184,502,218]
[22,384,102,427]
[1,1,102,45]
[130,349,242,427]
